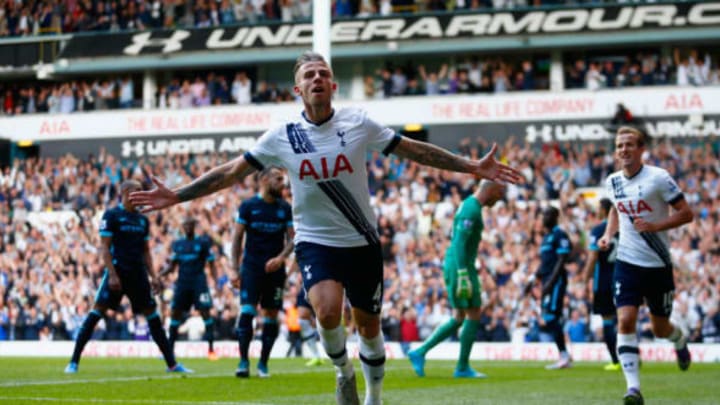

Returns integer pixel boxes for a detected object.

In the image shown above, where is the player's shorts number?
[199,292,211,304]
[663,290,674,314]
[371,283,382,312]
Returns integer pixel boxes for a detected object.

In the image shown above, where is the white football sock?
[359,333,385,405]
[618,333,640,390]
[317,323,353,378]
[299,318,321,358]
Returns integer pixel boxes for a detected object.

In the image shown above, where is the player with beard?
[129,51,522,405]
[231,166,294,378]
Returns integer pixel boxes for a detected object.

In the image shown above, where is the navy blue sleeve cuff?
[243,152,264,171]
[668,193,684,205]
[382,134,402,156]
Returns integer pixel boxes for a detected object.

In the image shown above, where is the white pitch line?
[1,364,407,389]
[0,366,325,388]
[0,372,230,388]
[0,396,272,405]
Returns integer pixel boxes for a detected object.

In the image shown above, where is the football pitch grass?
[1,357,718,404]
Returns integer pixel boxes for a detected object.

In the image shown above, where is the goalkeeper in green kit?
[408,180,506,378]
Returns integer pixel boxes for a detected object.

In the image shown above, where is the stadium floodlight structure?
[313,0,332,67]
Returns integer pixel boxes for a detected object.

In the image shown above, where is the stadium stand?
[0,0,719,348]
[0,138,719,343]
[3,48,719,115]
[0,1,677,38]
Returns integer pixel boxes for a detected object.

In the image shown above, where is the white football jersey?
[605,165,684,268]
[246,108,399,247]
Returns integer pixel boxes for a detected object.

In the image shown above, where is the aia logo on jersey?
[299,153,354,180]
[617,200,653,215]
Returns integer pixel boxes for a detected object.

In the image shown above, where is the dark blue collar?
[301,109,335,126]
[624,164,644,180]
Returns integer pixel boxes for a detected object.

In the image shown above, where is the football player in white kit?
[129,51,523,405]
[598,127,693,405]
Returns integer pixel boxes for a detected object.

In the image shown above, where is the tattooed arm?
[176,157,255,202]
[392,136,475,172]
[392,136,523,184]
[129,156,257,211]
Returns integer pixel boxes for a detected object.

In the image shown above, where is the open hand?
[128,176,179,213]
[475,143,524,184]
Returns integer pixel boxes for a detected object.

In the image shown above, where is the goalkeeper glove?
[456,268,472,300]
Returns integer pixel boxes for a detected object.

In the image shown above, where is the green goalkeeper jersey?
[445,196,483,271]
[443,196,483,309]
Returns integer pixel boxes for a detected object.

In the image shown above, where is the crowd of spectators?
[155,72,296,108]
[0,78,136,114]
[0,46,717,117]
[0,1,671,38]
[0,72,296,115]
[0,0,311,37]
[368,57,544,98]
[1,136,719,347]
[566,49,719,90]
[0,56,544,115]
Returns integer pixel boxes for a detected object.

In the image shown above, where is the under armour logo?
[121,140,145,158]
[337,131,346,147]
[524,125,553,143]
[303,265,312,280]
[124,30,191,55]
